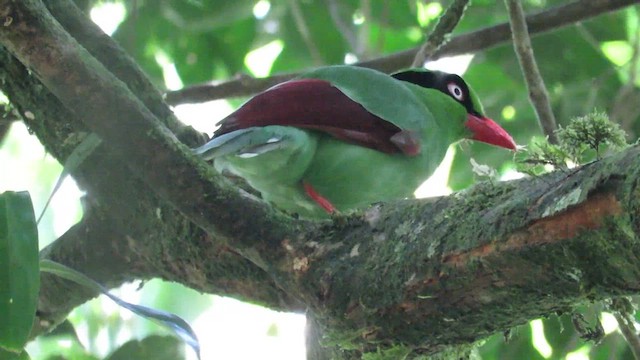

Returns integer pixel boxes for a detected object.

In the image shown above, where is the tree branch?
[34,204,304,337]
[288,0,324,66]
[505,0,558,143]
[0,48,302,337]
[615,312,640,360]
[611,298,640,360]
[41,0,203,145]
[0,0,300,337]
[411,0,469,67]
[0,0,302,266]
[324,0,359,55]
[165,0,637,104]
[613,26,640,137]
[2,0,640,357]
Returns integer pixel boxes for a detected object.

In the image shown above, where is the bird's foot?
[303,182,336,214]
[329,210,349,228]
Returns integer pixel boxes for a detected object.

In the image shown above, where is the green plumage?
[196,66,494,218]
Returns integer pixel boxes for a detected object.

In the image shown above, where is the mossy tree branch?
[1,0,640,358]
[0,0,300,339]
[0,47,300,338]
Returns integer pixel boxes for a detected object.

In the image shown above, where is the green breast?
[302,134,450,211]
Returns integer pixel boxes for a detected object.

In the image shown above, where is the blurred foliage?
[105,335,184,360]
[0,0,637,358]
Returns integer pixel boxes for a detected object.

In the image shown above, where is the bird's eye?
[447,83,464,101]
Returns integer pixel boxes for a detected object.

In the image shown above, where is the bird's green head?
[392,69,516,150]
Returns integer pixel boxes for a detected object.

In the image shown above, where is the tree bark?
[0,0,639,358]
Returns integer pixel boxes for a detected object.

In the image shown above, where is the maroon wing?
[215,79,411,154]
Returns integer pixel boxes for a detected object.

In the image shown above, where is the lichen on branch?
[516,111,629,176]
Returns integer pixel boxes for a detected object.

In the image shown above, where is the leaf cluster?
[557,111,628,162]
[516,111,628,176]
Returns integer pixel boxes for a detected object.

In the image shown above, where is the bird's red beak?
[465,114,517,150]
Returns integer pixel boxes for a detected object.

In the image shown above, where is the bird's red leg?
[303,182,336,214]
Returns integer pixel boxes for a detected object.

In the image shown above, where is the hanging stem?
[411,0,469,67]
[505,0,559,143]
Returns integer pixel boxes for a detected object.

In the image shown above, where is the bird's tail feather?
[193,127,287,160]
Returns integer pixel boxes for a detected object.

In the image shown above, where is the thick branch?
[41,0,184,135]
[611,298,640,360]
[35,205,303,336]
[33,138,640,355]
[0,48,302,337]
[0,0,305,271]
[2,0,640,357]
[288,146,640,355]
[165,0,637,104]
[0,2,300,337]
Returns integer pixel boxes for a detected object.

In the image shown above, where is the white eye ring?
[447,83,464,101]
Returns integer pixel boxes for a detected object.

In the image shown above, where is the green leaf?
[37,133,102,224]
[0,347,30,360]
[106,335,185,360]
[39,260,200,360]
[590,332,634,360]
[271,1,347,72]
[543,314,582,358]
[0,191,39,352]
[479,323,546,360]
[28,327,97,360]
[113,0,256,85]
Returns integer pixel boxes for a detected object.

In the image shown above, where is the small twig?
[575,23,603,54]
[613,29,640,135]
[325,0,360,56]
[614,312,640,360]
[570,312,604,343]
[373,0,390,54]
[411,0,469,67]
[627,31,640,88]
[358,0,372,59]
[1,110,20,123]
[0,115,14,143]
[575,23,634,120]
[504,0,559,143]
[289,0,324,66]
[611,298,640,360]
[583,68,617,114]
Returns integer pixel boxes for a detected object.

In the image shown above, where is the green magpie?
[195,66,516,218]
